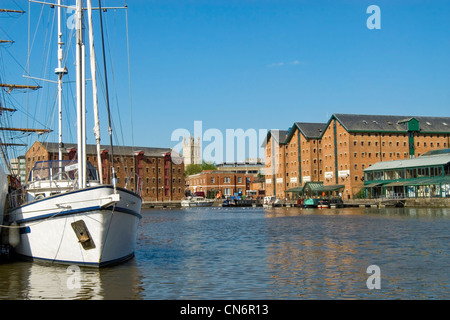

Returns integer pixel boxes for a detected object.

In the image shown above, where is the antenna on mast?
[54,0,68,162]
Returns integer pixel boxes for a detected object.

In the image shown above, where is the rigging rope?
[125,4,134,147]
[98,0,116,191]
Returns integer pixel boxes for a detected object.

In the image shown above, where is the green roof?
[304,182,344,192]
[364,152,450,172]
[285,187,304,193]
[365,176,450,188]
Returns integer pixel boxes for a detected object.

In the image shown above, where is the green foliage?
[185,161,217,176]
[185,164,202,176]
[202,161,217,171]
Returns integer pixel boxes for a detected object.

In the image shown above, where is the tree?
[184,161,217,176]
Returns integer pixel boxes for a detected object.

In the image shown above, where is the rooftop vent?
[426,122,432,126]
[443,122,448,126]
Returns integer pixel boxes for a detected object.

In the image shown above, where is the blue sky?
[1,0,450,160]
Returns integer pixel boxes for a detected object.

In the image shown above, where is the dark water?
[1,206,450,300]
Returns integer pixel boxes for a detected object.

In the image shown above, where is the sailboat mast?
[86,0,103,184]
[55,0,67,162]
[97,0,117,192]
[75,0,86,189]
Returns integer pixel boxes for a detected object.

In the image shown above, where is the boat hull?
[181,200,214,207]
[8,185,141,267]
[0,166,8,227]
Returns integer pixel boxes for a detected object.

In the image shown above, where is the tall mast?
[75,0,86,189]
[98,0,116,192]
[86,0,103,184]
[55,0,67,162]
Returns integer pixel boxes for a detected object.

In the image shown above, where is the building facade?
[363,149,450,198]
[262,123,327,199]
[10,156,26,182]
[264,114,450,199]
[25,141,185,202]
[262,130,287,199]
[215,160,264,175]
[185,170,255,199]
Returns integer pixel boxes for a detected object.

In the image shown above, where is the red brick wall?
[186,171,254,198]
[24,143,185,202]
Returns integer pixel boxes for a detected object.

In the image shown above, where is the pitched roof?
[333,113,450,133]
[39,142,174,157]
[295,122,327,138]
[260,129,288,147]
[364,150,450,172]
[283,122,327,143]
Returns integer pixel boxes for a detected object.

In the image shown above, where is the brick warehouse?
[185,170,255,199]
[263,114,450,199]
[25,141,185,202]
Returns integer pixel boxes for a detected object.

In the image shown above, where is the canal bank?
[344,198,450,208]
[142,201,182,209]
[142,197,450,209]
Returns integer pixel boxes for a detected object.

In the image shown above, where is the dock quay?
[142,201,182,209]
[141,198,450,209]
[342,198,450,208]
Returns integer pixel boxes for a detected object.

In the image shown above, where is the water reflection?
[1,207,450,299]
[0,259,143,300]
[262,207,450,299]
[264,209,364,299]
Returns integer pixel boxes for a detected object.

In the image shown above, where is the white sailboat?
[3,0,142,267]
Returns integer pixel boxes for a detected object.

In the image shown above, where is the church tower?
[182,136,201,167]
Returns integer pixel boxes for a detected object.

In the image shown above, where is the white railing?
[124,172,143,197]
[8,176,77,209]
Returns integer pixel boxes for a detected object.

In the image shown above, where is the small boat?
[329,197,344,208]
[181,196,214,207]
[222,198,254,207]
[263,196,281,207]
[304,198,330,208]
[318,199,330,209]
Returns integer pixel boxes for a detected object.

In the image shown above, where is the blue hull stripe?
[15,252,135,268]
[16,205,142,224]
[11,185,142,211]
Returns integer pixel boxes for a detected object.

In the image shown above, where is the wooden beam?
[0,127,52,134]
[0,107,17,113]
[0,143,27,147]
[0,84,41,92]
[0,9,25,14]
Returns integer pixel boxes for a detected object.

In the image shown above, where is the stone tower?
[182,136,201,167]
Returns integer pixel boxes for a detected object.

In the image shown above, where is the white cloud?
[267,62,285,68]
[267,60,306,67]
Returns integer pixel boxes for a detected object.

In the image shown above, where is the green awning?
[384,181,408,187]
[380,176,450,187]
[408,176,450,186]
[321,184,345,191]
[364,182,384,188]
[304,182,344,192]
[286,187,304,193]
[304,182,324,191]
